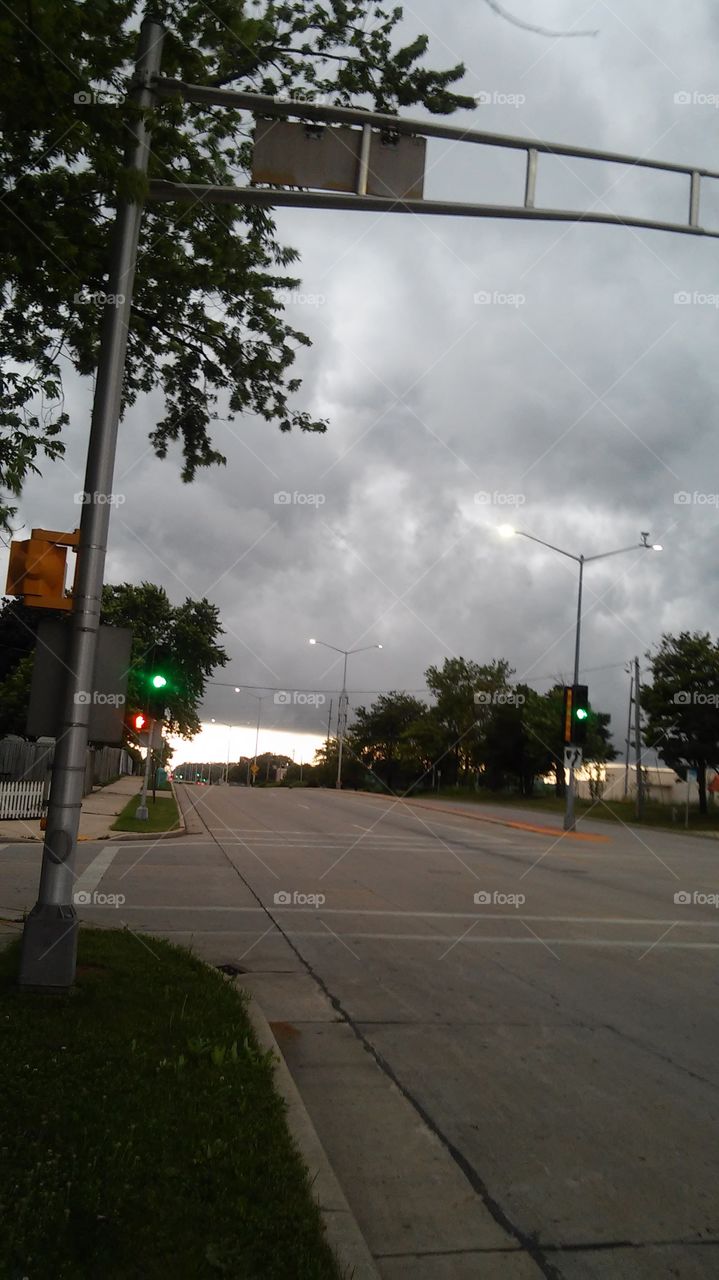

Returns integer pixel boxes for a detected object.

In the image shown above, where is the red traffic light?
[132,713,146,732]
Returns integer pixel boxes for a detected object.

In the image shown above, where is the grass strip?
[111,792,179,833]
[0,929,341,1280]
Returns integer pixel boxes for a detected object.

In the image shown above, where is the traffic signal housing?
[563,684,589,746]
[5,529,79,609]
[573,684,589,745]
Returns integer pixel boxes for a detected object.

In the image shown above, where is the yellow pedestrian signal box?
[5,528,79,609]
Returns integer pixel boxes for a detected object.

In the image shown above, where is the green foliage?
[340,660,616,797]
[0,0,473,526]
[642,631,719,814]
[101,581,229,737]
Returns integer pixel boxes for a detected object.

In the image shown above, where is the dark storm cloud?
[11,0,719,743]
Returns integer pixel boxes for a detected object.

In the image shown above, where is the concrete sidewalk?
[0,773,143,842]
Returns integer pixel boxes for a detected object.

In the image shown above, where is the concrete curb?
[240,985,381,1280]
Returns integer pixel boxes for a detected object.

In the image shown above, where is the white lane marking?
[74,846,120,895]
[131,927,719,950]
[298,804,310,809]
[104,905,719,927]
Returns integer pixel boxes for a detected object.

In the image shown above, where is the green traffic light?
[151,674,167,689]
[575,708,588,720]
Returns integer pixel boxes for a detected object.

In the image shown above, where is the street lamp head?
[376,643,383,649]
[498,524,516,538]
[308,638,317,645]
[651,543,663,552]
[234,686,241,693]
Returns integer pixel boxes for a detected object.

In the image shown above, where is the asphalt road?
[3,785,719,1278]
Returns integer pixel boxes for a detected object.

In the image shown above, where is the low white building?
[572,761,717,806]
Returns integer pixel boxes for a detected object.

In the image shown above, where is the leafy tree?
[642,632,719,814]
[0,1,473,526]
[350,691,429,790]
[100,582,229,738]
[425,656,514,784]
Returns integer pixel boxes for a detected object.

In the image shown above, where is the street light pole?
[18,16,165,990]
[309,638,382,790]
[498,526,662,833]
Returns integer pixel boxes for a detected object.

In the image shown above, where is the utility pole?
[623,667,633,799]
[634,655,644,820]
[564,555,585,832]
[18,16,165,990]
[336,652,349,790]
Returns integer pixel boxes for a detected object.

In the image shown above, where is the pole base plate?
[17,904,78,991]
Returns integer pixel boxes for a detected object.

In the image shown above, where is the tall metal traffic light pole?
[18,17,165,989]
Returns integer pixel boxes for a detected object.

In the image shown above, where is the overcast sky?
[8,0,719,765]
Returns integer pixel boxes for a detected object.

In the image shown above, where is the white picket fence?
[0,780,45,820]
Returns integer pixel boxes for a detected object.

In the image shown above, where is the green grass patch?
[0,929,341,1280]
[111,792,179,834]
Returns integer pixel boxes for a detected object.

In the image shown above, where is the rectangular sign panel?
[27,621,133,744]
[252,120,426,199]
